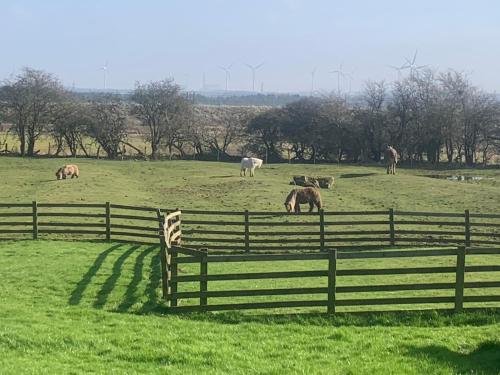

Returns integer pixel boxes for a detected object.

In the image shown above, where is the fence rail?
[164,245,500,313]
[1,202,500,314]
[1,203,500,250]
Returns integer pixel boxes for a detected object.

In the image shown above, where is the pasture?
[1,157,500,373]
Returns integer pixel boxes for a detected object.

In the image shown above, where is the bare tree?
[0,68,65,156]
[131,79,190,159]
[51,100,93,157]
[87,100,128,159]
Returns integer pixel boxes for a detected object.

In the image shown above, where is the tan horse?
[384,146,398,175]
[284,187,323,214]
[55,164,80,180]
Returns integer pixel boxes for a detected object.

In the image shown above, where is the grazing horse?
[240,157,263,177]
[55,164,80,180]
[384,146,398,175]
[284,187,323,214]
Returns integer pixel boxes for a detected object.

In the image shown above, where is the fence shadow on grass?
[169,308,500,328]
[115,245,159,313]
[405,341,500,375]
[69,243,125,306]
[93,244,141,309]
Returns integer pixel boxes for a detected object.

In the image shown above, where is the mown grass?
[1,157,500,373]
[0,240,499,374]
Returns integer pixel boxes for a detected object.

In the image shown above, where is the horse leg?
[295,204,301,214]
[309,202,314,212]
[250,168,255,177]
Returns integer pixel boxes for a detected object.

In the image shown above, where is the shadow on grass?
[93,244,140,309]
[166,308,500,328]
[115,245,159,312]
[138,251,165,314]
[339,173,377,179]
[69,243,125,305]
[405,341,500,374]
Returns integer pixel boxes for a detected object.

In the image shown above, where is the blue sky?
[1,0,499,93]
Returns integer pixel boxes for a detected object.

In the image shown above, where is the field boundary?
[161,244,500,313]
[1,203,500,249]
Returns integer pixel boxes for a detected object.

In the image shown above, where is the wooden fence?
[162,245,500,313]
[1,202,499,313]
[1,203,500,250]
[0,202,160,245]
[172,208,500,251]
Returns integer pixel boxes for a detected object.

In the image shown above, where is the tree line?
[1,67,499,165]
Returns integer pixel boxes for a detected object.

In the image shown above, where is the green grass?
[1,157,500,373]
[1,240,499,374]
[0,157,499,214]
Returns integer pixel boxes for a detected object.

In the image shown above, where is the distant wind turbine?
[310,68,317,96]
[330,64,346,95]
[218,63,234,91]
[100,61,108,90]
[245,62,264,92]
[404,49,427,76]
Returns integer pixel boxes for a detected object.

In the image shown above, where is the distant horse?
[240,157,263,177]
[384,146,398,175]
[284,187,322,214]
[55,164,80,180]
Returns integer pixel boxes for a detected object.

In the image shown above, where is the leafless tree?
[130,79,191,159]
[87,100,128,159]
[0,68,65,156]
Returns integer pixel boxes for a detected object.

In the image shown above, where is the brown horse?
[384,146,398,175]
[55,164,80,180]
[284,187,322,214]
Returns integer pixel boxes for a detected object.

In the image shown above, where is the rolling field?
[1,157,500,373]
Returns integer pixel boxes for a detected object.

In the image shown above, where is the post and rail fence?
[1,202,500,250]
[1,201,500,314]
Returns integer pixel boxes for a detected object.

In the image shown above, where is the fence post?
[170,248,178,307]
[464,209,471,247]
[32,200,38,240]
[327,249,337,314]
[200,249,208,309]
[319,209,325,252]
[105,202,111,241]
[454,246,466,312]
[389,208,395,246]
[156,208,169,300]
[244,209,250,253]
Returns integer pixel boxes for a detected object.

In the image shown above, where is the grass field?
[1,240,499,374]
[1,157,500,213]
[1,157,500,373]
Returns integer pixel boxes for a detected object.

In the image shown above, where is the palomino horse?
[284,187,323,214]
[384,146,398,175]
[55,164,80,180]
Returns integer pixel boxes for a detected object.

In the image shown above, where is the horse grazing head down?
[55,168,64,180]
[284,190,297,212]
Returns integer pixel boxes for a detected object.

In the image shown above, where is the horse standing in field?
[55,164,80,180]
[240,157,263,177]
[284,187,323,214]
[384,146,398,175]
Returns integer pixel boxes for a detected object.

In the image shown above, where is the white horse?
[240,157,263,177]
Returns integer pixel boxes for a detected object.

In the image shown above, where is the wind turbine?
[404,49,427,76]
[310,68,317,96]
[245,62,264,92]
[218,63,234,91]
[100,61,108,90]
[330,64,346,96]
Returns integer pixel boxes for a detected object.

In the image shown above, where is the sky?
[1,0,499,93]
